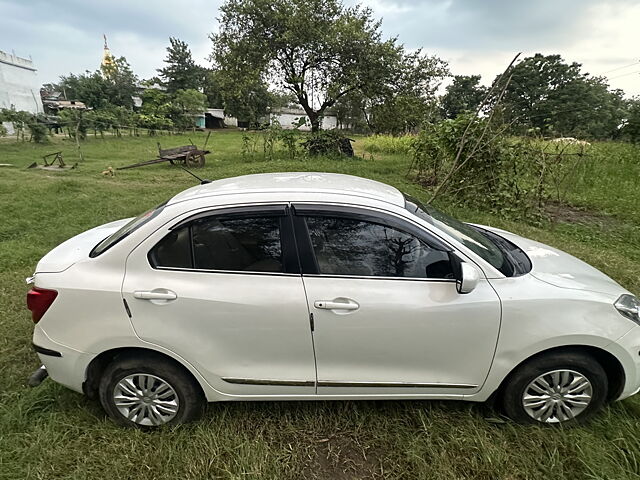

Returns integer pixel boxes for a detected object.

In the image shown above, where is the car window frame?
[290,203,456,282]
[147,204,301,276]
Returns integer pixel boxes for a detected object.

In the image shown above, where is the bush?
[27,115,50,143]
[301,130,354,157]
[409,115,588,218]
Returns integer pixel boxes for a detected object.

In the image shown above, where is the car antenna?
[179,165,212,184]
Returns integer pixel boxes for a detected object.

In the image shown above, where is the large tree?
[498,54,625,139]
[211,0,406,132]
[158,37,204,94]
[366,51,448,134]
[441,75,487,119]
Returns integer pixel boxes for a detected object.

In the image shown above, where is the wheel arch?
[492,345,625,404]
[83,347,207,401]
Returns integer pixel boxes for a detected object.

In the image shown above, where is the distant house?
[263,107,339,130]
[41,99,88,113]
[0,49,43,134]
[202,108,238,129]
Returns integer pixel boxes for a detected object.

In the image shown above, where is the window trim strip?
[153,266,301,277]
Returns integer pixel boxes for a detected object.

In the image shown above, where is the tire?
[98,353,205,428]
[501,351,608,425]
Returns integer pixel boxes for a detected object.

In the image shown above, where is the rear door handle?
[133,290,177,300]
[314,300,359,311]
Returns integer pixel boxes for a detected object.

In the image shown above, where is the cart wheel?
[185,152,205,168]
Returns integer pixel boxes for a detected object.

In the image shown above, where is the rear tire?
[98,353,205,428]
[502,351,608,425]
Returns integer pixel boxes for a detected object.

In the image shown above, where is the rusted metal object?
[27,151,77,170]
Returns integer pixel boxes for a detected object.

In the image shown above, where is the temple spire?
[101,34,116,77]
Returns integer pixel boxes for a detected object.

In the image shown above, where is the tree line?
[3,0,639,143]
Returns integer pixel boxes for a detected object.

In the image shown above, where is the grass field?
[1,130,639,479]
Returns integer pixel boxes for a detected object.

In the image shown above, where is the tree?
[623,97,640,143]
[202,69,224,108]
[441,75,487,119]
[211,0,406,132]
[158,37,204,94]
[498,53,625,139]
[173,89,207,114]
[366,52,448,134]
[140,88,172,116]
[59,56,138,110]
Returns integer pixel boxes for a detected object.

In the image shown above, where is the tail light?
[27,288,58,323]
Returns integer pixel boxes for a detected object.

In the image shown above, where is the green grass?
[360,133,415,155]
[1,131,640,479]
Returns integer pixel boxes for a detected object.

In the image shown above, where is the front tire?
[502,351,608,425]
[98,353,205,428]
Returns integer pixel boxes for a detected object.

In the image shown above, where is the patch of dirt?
[303,434,385,480]
[545,202,616,227]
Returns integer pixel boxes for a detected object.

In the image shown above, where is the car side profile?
[27,172,640,427]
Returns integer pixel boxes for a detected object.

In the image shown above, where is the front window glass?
[403,194,530,276]
[305,216,453,279]
[148,227,192,268]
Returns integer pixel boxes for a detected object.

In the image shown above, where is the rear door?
[122,205,317,395]
[292,205,502,396]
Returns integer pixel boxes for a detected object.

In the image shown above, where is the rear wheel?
[502,352,608,425]
[98,354,205,428]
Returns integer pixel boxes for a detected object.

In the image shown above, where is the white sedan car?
[27,173,640,427]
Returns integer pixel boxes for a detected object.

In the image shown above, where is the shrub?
[409,115,588,218]
[301,130,354,157]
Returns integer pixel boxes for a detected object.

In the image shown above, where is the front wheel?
[98,353,205,428]
[501,352,608,425]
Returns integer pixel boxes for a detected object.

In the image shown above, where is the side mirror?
[449,253,480,294]
[457,262,481,294]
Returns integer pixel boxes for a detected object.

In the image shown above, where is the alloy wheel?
[113,373,179,426]
[522,369,593,423]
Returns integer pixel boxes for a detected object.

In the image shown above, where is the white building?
[0,49,43,134]
[265,107,338,130]
[0,50,43,113]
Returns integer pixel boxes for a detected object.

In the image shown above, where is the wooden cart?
[116,142,210,170]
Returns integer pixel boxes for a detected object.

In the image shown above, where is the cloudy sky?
[1,0,639,95]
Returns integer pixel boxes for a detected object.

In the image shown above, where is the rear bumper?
[32,325,94,394]
[32,343,62,357]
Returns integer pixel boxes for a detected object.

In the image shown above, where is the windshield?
[89,201,167,257]
[403,194,516,276]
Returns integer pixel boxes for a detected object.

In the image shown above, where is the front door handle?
[133,289,177,300]
[314,299,359,311]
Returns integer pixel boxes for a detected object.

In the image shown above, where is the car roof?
[168,172,406,207]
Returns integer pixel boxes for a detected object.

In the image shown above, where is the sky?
[1,0,639,96]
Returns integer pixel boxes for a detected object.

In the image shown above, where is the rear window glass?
[90,202,167,257]
[148,214,284,273]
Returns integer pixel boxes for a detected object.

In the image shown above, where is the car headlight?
[615,295,640,324]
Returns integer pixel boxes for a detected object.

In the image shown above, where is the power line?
[609,70,640,80]
[598,60,640,76]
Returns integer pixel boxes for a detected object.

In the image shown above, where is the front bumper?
[606,325,640,400]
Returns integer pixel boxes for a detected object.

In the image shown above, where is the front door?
[122,205,317,395]
[293,206,501,396]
